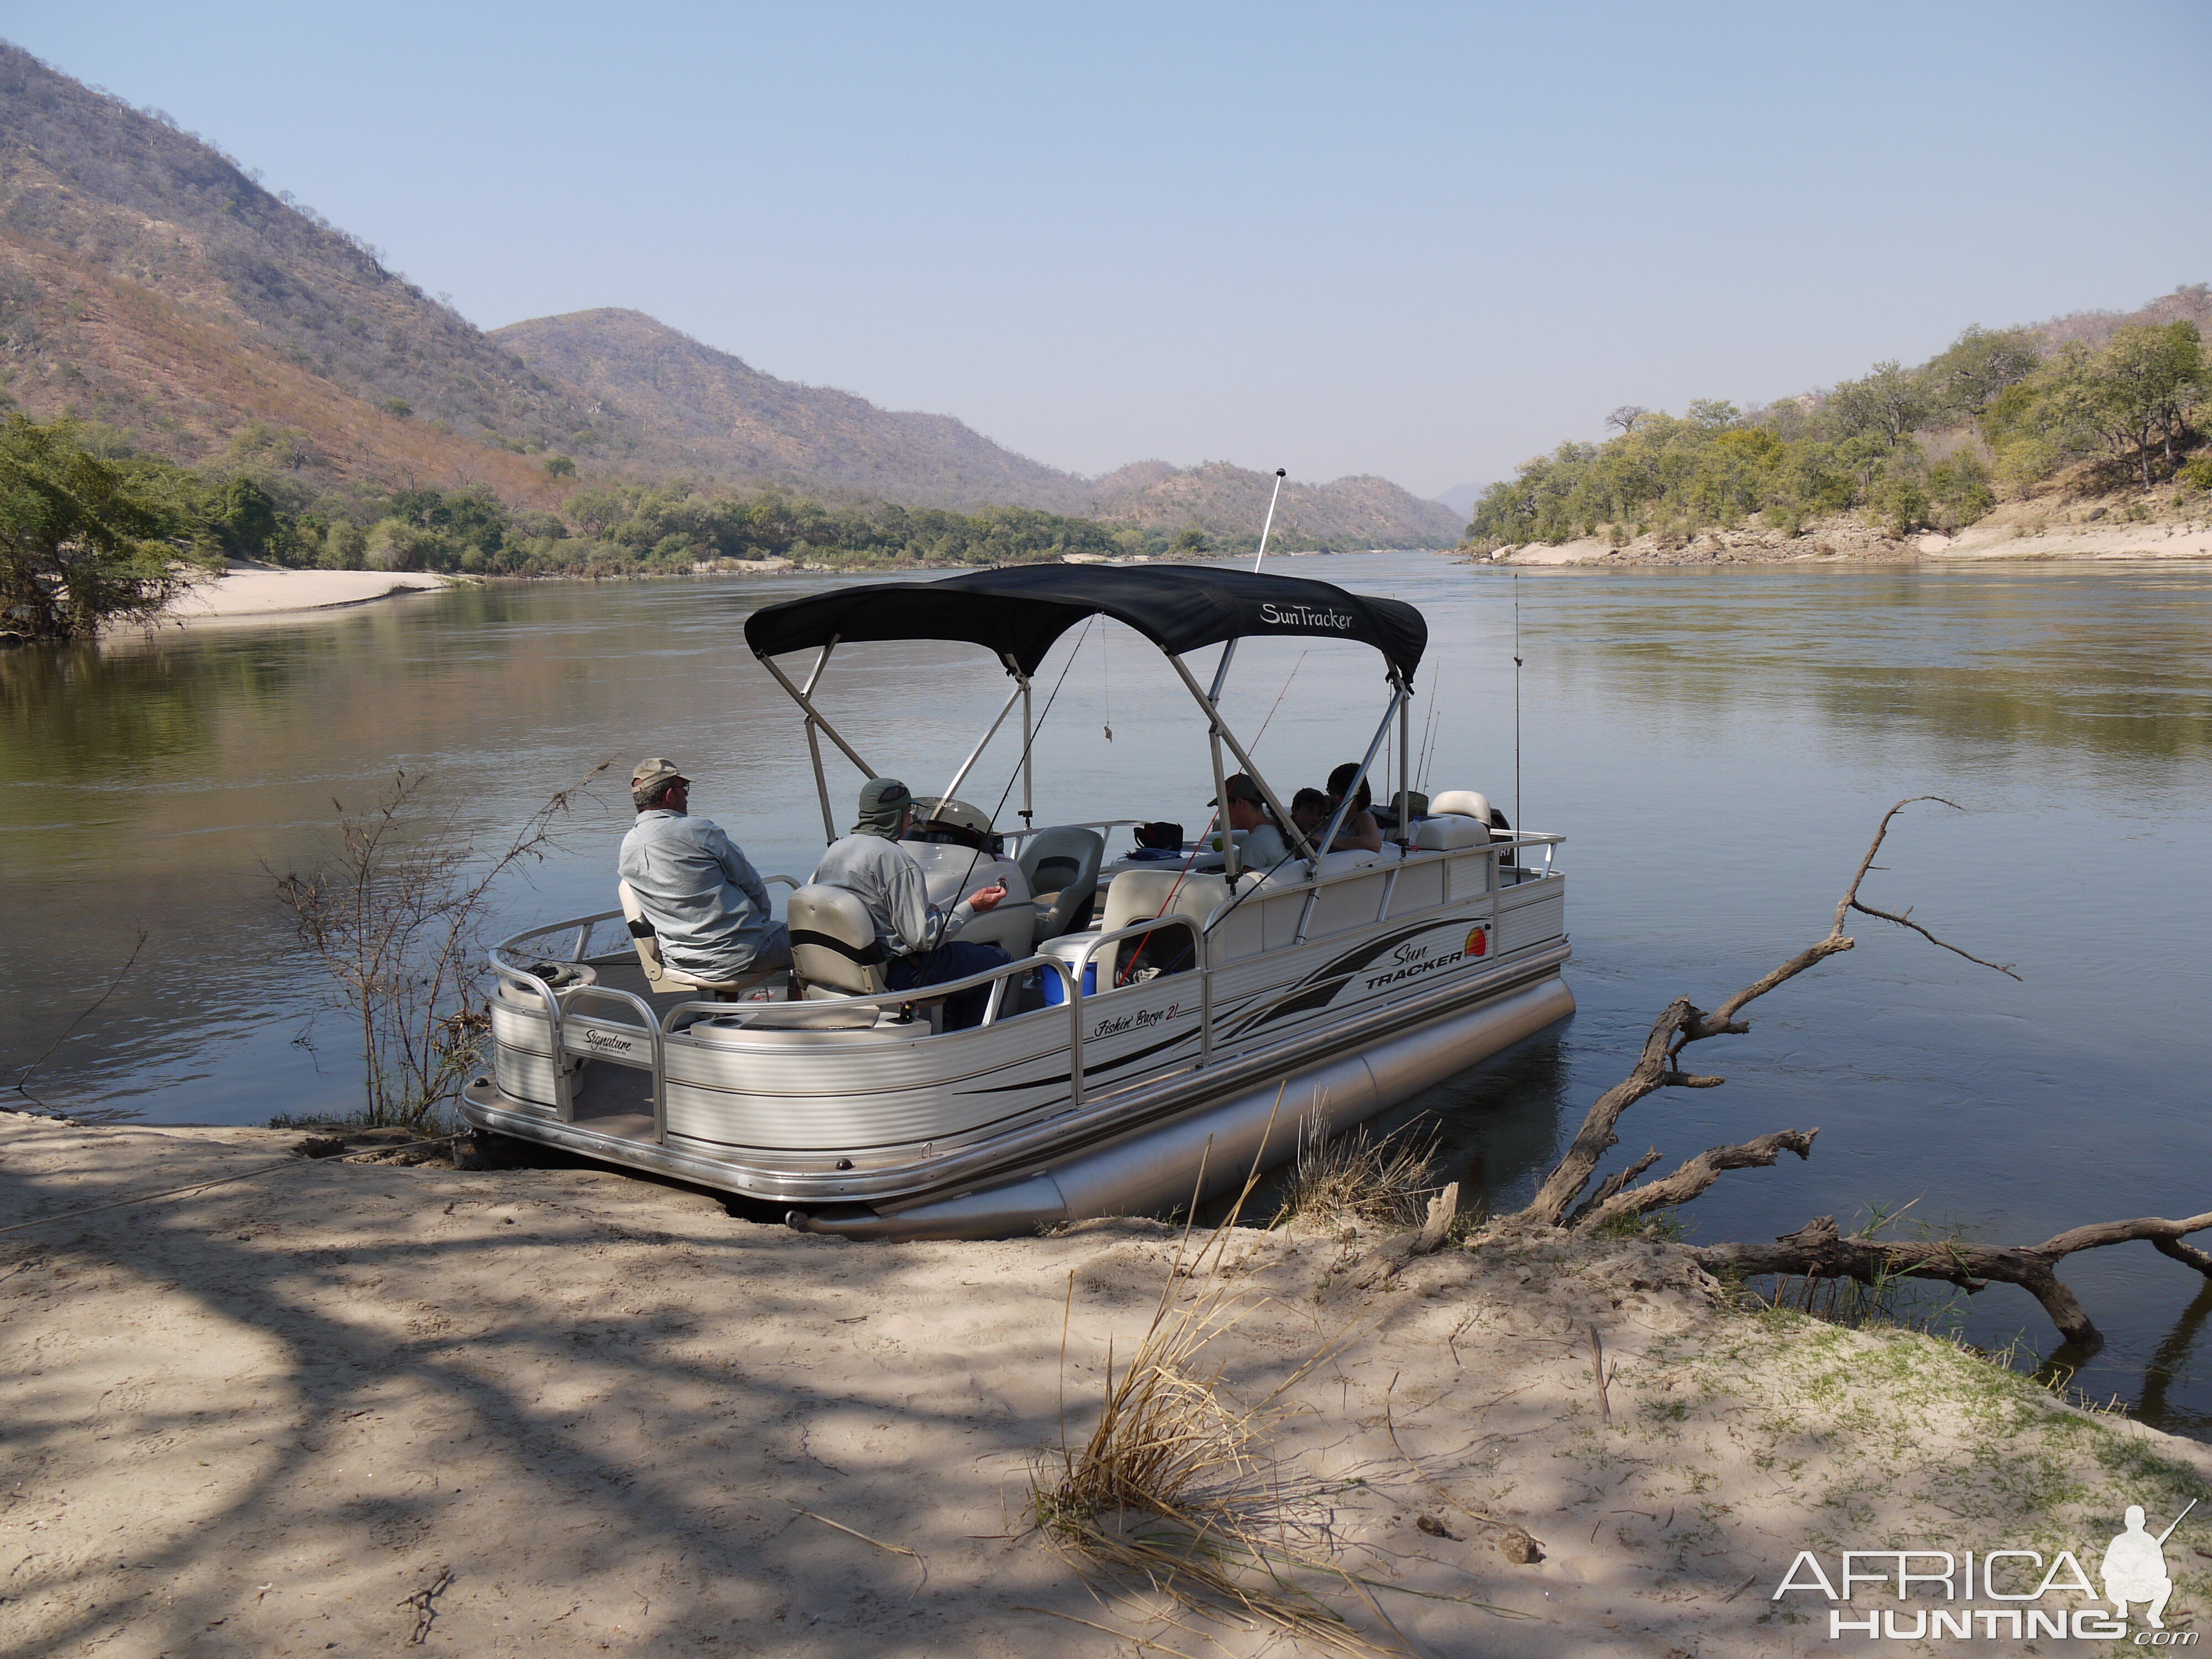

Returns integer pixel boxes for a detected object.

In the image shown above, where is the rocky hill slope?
[492,307,1091,512]
[0,42,584,497]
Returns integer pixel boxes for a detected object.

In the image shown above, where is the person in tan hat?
[617,758,790,983]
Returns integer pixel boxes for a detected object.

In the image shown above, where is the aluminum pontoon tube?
[787,974,1575,1242]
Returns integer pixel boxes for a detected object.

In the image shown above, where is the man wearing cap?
[808,778,1010,1029]
[1214,773,1295,872]
[617,758,791,986]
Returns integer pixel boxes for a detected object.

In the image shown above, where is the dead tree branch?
[1694,1213,2212,1355]
[1576,1131,1818,1234]
[1521,798,2008,1229]
[1503,797,2212,1358]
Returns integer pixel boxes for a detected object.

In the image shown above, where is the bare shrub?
[272,763,606,1126]
[1033,1219,1399,1653]
[1032,1143,1416,1656]
[1275,1110,1439,1232]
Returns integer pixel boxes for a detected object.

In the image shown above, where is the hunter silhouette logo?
[2104,1500,2193,1629]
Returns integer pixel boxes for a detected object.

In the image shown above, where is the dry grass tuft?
[1031,1131,1415,1658]
[1275,1111,1442,1233]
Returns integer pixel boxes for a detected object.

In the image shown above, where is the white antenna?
[1251,468,1287,573]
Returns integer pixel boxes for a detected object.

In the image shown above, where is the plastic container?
[1040,937,1099,1004]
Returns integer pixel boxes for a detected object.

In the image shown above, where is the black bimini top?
[742,564,1427,680]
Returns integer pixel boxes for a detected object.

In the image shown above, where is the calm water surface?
[4,555,2209,1429]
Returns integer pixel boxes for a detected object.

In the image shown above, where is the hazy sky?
[12,2,2210,500]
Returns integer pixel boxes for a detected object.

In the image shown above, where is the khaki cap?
[630,757,688,794]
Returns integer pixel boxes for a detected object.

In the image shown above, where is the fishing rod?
[1512,575,1523,836]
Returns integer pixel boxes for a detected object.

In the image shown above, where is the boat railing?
[993,817,1148,846]
[483,833,1561,1129]
[660,914,1207,1109]
[1198,829,1564,942]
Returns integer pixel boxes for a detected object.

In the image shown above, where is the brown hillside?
[0,232,562,501]
[491,308,1091,512]
[1086,459,1464,548]
[0,41,617,482]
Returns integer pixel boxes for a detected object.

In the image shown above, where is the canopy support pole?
[1207,719,1237,880]
[1395,670,1413,834]
[1163,651,1316,864]
[1011,655,1035,827]
[1207,638,1237,703]
[1313,684,1409,863]
[937,679,1025,811]
[755,652,875,778]
[801,641,839,844]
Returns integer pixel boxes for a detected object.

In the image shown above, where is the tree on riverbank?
[1465,320,2207,550]
[0,416,218,640]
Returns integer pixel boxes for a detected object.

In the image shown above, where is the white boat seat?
[1018,827,1104,946]
[1097,868,1232,987]
[1413,812,1490,851]
[787,883,891,997]
[1429,789,1492,823]
[618,880,781,998]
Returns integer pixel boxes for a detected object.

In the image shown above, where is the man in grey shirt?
[810,778,1010,1027]
[617,757,791,984]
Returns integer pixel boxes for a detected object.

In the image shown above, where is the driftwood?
[1512,797,2212,1357]
[1698,1214,2212,1354]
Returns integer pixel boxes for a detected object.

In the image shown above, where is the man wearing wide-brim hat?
[618,757,791,983]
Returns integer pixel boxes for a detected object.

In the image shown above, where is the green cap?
[854,777,912,837]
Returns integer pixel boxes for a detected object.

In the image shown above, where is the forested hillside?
[1465,287,2210,551]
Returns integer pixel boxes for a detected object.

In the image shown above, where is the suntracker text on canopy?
[742,564,1427,680]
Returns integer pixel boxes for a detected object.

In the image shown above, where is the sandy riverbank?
[1480,502,2212,568]
[4,1114,2208,1657]
[163,562,453,621]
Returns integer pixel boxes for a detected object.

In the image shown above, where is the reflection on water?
[3,556,2210,1434]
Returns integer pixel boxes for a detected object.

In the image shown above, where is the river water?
[4,554,2209,1429]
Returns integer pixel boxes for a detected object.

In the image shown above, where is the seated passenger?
[1211,773,1294,873]
[1289,787,1331,851]
[618,757,791,988]
[809,777,1012,1030]
[1323,762,1385,853]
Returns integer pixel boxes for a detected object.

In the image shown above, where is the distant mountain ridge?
[0,40,1458,543]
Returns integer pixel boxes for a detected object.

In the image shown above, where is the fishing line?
[1248,650,1307,752]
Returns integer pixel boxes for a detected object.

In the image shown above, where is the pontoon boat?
[461,565,1572,1238]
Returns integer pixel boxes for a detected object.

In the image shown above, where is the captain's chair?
[787,884,891,999]
[1018,827,1104,947]
[618,880,783,999]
